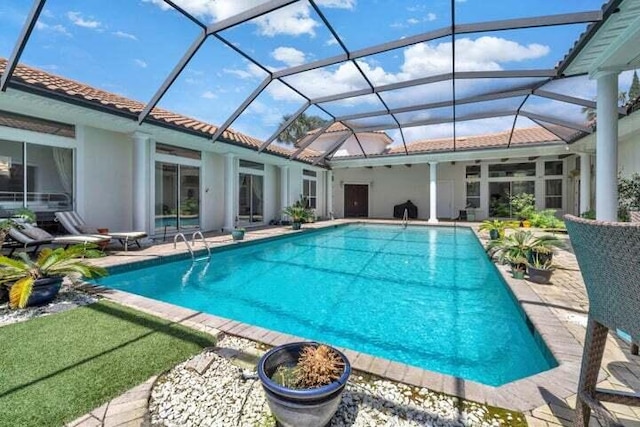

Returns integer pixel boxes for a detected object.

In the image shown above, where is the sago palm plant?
[0,245,107,309]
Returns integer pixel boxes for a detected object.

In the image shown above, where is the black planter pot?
[0,285,8,304]
[257,342,351,427]
[527,250,553,265]
[292,222,302,230]
[489,229,500,240]
[528,266,553,284]
[24,277,64,307]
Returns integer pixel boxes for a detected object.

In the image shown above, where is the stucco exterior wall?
[81,126,133,231]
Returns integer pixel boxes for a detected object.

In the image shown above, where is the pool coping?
[85,219,583,412]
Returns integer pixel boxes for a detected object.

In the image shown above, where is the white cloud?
[201,90,218,99]
[223,63,266,80]
[315,0,356,9]
[407,18,420,25]
[67,11,102,29]
[271,47,306,67]
[325,37,339,46]
[254,3,318,37]
[113,31,137,41]
[246,100,285,127]
[143,0,320,37]
[134,59,148,68]
[426,12,437,21]
[35,22,71,37]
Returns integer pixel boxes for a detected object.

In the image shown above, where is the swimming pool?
[97,224,555,386]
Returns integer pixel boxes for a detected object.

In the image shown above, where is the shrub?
[528,209,565,229]
[509,193,535,220]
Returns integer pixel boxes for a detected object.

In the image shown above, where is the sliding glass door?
[238,173,264,225]
[489,181,535,217]
[155,162,200,233]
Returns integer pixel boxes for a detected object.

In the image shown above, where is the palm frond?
[9,276,35,309]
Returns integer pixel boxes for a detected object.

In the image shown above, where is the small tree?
[277,113,329,146]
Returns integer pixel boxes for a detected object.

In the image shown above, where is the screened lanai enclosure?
[0,0,632,163]
[1,0,639,226]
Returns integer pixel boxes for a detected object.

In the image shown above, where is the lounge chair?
[7,221,110,254]
[55,211,147,251]
[565,215,640,427]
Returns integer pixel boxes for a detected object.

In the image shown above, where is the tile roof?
[307,122,392,142]
[387,127,562,155]
[0,58,296,159]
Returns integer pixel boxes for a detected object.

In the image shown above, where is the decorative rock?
[149,336,522,427]
[0,286,96,327]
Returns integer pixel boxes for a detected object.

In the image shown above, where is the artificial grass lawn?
[0,300,215,427]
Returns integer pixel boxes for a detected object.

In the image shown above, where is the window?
[0,109,75,138]
[545,179,562,209]
[0,139,73,215]
[545,160,563,176]
[303,170,317,209]
[488,162,536,178]
[465,165,481,179]
[466,182,480,208]
[239,159,264,170]
[156,143,201,160]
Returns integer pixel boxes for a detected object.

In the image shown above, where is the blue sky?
[0,0,634,145]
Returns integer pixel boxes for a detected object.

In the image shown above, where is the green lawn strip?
[0,300,215,427]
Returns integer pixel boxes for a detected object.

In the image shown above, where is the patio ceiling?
[0,0,628,165]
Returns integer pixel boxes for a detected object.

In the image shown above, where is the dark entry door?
[344,184,369,217]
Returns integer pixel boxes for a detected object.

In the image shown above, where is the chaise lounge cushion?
[20,224,54,241]
[77,225,100,234]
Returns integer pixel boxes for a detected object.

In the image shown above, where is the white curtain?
[52,147,73,194]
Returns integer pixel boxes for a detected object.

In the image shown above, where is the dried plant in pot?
[257,342,351,427]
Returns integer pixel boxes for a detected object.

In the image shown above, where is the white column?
[580,153,592,214]
[280,165,289,217]
[595,71,619,221]
[326,170,334,219]
[132,132,151,233]
[428,162,438,223]
[224,153,236,231]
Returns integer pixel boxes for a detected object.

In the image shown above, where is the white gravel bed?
[0,285,97,327]
[150,336,525,427]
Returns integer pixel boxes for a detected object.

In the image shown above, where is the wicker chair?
[565,215,640,426]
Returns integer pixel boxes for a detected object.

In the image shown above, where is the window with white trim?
[544,160,563,209]
[465,165,480,208]
[302,170,317,209]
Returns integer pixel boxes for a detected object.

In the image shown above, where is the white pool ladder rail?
[191,231,211,261]
[173,233,194,260]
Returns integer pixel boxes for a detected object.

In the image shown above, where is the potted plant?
[527,255,554,284]
[231,227,245,241]
[283,198,312,230]
[0,244,107,309]
[508,256,527,279]
[486,230,535,264]
[478,219,509,240]
[527,235,562,265]
[509,193,535,226]
[257,342,351,427]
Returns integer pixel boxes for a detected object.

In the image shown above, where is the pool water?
[97,224,555,386]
